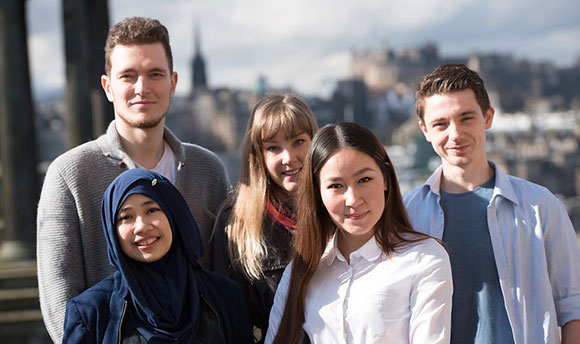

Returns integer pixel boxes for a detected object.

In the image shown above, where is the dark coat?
[62,270,252,343]
[213,204,293,343]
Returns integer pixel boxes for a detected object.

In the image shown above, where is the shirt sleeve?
[542,195,580,325]
[409,239,453,344]
[37,164,86,343]
[264,262,293,344]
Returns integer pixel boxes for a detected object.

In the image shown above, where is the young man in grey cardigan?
[36,17,230,343]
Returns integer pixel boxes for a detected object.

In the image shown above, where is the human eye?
[118,73,135,81]
[359,176,372,183]
[150,71,165,79]
[265,145,280,153]
[147,206,161,214]
[327,183,343,189]
[293,138,305,146]
[117,213,133,223]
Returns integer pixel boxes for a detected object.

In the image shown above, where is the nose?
[281,148,294,166]
[133,215,151,234]
[448,121,462,141]
[344,187,363,208]
[134,76,149,95]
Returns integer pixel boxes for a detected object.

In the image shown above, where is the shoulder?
[43,134,123,186]
[403,186,420,203]
[46,140,102,173]
[179,143,229,186]
[66,274,118,311]
[64,274,124,343]
[507,173,554,197]
[181,143,226,168]
[200,269,241,295]
[502,173,563,210]
[395,238,449,265]
[198,270,247,321]
[40,138,117,200]
[403,183,431,209]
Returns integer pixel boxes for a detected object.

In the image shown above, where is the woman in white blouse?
[265,122,453,344]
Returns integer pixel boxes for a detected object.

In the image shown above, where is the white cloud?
[25,0,580,97]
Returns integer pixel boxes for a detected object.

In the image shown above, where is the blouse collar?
[321,230,384,267]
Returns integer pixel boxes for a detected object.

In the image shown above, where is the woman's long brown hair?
[273,122,430,343]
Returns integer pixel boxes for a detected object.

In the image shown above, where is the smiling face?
[318,148,386,253]
[420,88,494,172]
[262,130,312,195]
[116,193,173,262]
[101,43,177,130]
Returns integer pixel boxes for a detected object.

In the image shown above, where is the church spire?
[192,21,207,93]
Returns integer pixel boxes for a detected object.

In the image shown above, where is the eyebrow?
[263,131,307,143]
[118,200,156,213]
[429,110,476,124]
[116,67,167,75]
[323,166,377,182]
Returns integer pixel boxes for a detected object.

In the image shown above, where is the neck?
[440,159,494,193]
[336,230,373,265]
[115,120,166,169]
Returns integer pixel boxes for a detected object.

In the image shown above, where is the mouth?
[345,211,369,220]
[281,168,301,177]
[446,144,468,153]
[135,237,159,249]
[130,100,155,106]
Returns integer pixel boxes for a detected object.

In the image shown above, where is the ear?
[170,72,178,98]
[484,106,495,129]
[418,120,432,142]
[101,75,114,102]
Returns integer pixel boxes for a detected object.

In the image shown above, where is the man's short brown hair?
[104,17,173,75]
[415,64,490,122]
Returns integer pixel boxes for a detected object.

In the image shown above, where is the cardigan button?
[120,162,127,169]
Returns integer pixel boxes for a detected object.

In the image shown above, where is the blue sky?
[27,0,580,98]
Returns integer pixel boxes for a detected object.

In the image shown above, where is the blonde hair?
[227,93,318,279]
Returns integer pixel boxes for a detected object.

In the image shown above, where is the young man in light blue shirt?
[404,64,580,343]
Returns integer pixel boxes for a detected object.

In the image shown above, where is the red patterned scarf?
[265,185,297,235]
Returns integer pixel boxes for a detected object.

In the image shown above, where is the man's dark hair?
[104,17,173,75]
[416,64,490,122]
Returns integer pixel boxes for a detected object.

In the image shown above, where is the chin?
[119,113,166,129]
[284,184,299,194]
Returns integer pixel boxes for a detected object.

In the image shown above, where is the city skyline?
[27,0,580,98]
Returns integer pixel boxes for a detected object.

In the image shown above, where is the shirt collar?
[488,161,519,206]
[321,231,384,267]
[421,165,444,199]
[421,161,519,206]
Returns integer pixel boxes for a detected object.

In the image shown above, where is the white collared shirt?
[403,161,580,344]
[266,234,452,344]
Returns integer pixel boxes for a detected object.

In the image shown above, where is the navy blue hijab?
[101,169,202,342]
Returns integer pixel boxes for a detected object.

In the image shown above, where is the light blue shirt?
[404,162,580,344]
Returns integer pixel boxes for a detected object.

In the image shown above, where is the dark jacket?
[213,204,293,343]
[62,270,252,343]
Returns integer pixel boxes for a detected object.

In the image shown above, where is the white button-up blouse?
[266,235,453,344]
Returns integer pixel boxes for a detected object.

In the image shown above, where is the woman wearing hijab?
[62,169,252,343]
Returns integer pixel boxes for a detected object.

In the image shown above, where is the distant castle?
[350,42,580,114]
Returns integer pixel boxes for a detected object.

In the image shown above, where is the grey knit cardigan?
[36,121,230,343]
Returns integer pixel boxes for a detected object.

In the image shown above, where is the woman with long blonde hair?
[214,93,318,343]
